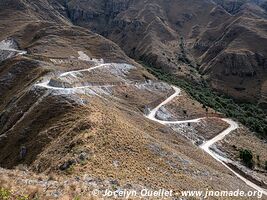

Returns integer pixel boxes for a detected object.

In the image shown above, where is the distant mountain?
[213,0,267,14]
[54,0,267,108]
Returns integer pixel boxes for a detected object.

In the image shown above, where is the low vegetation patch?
[0,187,30,200]
[142,63,267,138]
[0,187,11,200]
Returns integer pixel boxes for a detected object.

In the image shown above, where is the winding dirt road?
[0,39,27,55]
[35,59,267,195]
[146,86,267,196]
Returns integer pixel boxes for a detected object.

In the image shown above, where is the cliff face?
[104,0,132,16]
[66,0,132,30]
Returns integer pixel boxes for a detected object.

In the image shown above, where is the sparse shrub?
[112,185,117,191]
[0,188,11,200]
[66,165,75,175]
[256,155,260,167]
[239,149,254,169]
[73,196,81,200]
[0,188,32,200]
[17,195,29,200]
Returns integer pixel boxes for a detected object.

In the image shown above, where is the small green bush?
[0,188,11,200]
[239,149,254,169]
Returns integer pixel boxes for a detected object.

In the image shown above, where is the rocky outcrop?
[49,78,72,88]
[207,51,264,77]
[67,7,99,22]
[104,0,132,17]
[66,0,132,24]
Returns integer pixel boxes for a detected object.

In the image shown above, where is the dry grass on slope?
[0,94,256,199]
[27,95,252,193]
[0,168,99,200]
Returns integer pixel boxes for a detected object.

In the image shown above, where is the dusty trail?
[35,56,267,195]
[146,86,267,196]
[201,119,267,196]
[146,86,204,125]
[36,63,109,90]
[0,48,27,54]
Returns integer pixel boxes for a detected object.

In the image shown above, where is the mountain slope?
[60,0,267,106]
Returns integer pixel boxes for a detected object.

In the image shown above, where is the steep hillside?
[0,0,145,170]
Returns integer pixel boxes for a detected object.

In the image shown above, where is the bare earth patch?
[162,90,222,121]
